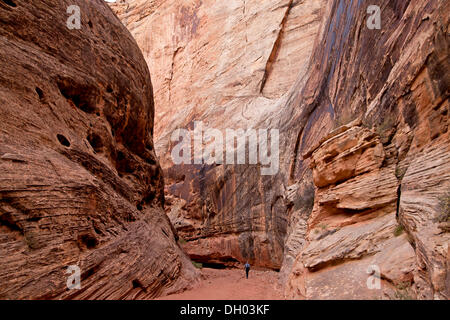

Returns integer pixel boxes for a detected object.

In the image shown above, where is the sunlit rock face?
[112,0,449,299]
[0,0,197,299]
[110,0,326,270]
[284,122,416,299]
[282,0,449,299]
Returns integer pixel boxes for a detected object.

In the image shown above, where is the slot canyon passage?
[0,0,448,300]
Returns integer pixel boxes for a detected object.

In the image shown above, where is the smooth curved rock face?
[283,0,449,299]
[111,0,326,269]
[0,0,197,299]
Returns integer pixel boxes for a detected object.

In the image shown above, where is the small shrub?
[394,225,404,237]
[392,282,415,300]
[178,237,187,245]
[395,166,407,180]
[192,261,203,269]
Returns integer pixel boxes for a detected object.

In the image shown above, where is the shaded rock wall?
[285,122,416,299]
[0,0,197,299]
[111,0,326,270]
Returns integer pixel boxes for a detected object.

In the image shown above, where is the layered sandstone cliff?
[110,0,449,299]
[0,0,197,299]
[285,121,417,299]
[111,0,327,269]
[282,0,449,299]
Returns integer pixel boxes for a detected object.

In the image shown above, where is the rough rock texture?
[111,0,326,269]
[398,107,450,299]
[111,0,449,299]
[283,0,449,299]
[285,123,416,299]
[0,0,197,299]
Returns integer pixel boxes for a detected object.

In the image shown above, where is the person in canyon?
[244,262,251,279]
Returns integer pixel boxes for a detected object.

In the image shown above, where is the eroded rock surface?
[111,0,449,299]
[0,0,197,299]
[111,0,326,269]
[285,124,416,299]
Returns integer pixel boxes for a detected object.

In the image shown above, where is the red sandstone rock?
[0,0,197,299]
[111,0,327,270]
[111,0,449,299]
[284,0,449,299]
[4,0,444,300]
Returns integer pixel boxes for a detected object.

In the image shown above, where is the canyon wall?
[111,0,449,299]
[282,0,449,299]
[111,0,326,269]
[0,0,197,299]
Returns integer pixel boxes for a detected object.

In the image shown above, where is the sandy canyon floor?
[157,268,285,300]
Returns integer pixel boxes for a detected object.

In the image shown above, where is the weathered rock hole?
[0,212,22,233]
[132,279,140,288]
[58,81,97,114]
[93,225,102,235]
[87,132,103,153]
[56,134,70,147]
[190,256,241,269]
[35,87,44,100]
[78,233,98,250]
[115,150,135,174]
[117,150,125,161]
[1,0,16,7]
[136,203,143,211]
[132,279,147,292]
[143,192,155,204]
[88,21,93,29]
[106,85,113,93]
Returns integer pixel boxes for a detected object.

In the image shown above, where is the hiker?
[244,261,250,279]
